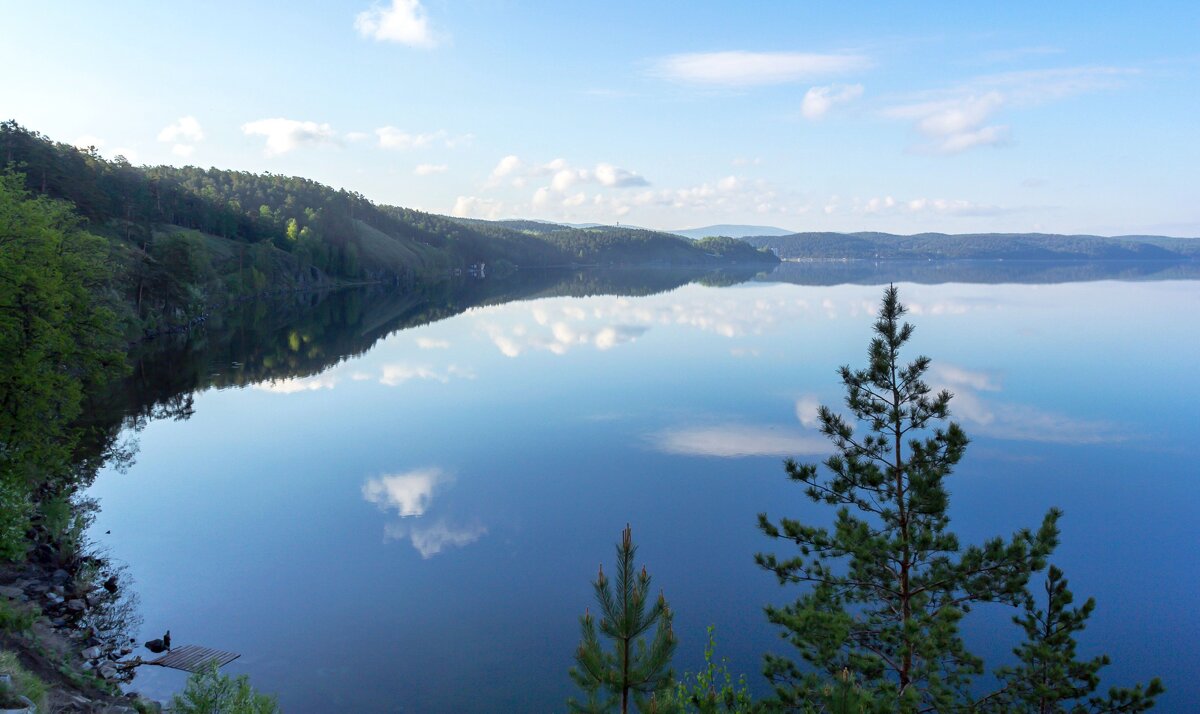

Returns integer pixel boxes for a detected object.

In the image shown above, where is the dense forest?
[0,122,775,338]
[741,231,1199,261]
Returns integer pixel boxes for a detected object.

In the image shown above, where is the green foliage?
[570,525,678,714]
[656,627,754,714]
[756,286,1060,712]
[983,565,1163,713]
[169,660,279,714]
[0,170,125,559]
[0,481,31,561]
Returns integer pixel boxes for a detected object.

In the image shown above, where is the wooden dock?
[148,645,240,673]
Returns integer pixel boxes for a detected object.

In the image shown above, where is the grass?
[0,600,37,634]
[0,650,48,710]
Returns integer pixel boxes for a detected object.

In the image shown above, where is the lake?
[86,264,1200,711]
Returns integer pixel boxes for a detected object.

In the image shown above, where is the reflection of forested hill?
[80,267,765,443]
[755,260,1200,286]
[743,232,1199,261]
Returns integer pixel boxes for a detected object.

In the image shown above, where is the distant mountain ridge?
[742,231,1199,261]
[671,224,795,240]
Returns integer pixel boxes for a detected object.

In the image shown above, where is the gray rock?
[66,598,87,612]
[98,663,118,680]
[81,645,102,660]
[0,585,24,599]
[51,569,69,583]
[45,592,64,605]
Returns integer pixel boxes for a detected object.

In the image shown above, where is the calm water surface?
[88,270,1200,711]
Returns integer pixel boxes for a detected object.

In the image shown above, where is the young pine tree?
[756,285,1060,712]
[570,525,678,714]
[984,565,1163,713]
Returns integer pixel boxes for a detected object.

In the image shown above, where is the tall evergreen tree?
[984,565,1163,713]
[756,285,1060,712]
[570,525,678,714]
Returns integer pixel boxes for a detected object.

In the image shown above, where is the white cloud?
[362,468,446,517]
[157,116,204,143]
[345,131,370,142]
[491,155,522,180]
[884,66,1134,154]
[801,83,864,119]
[653,51,870,87]
[414,163,448,176]
[376,126,444,150]
[453,195,505,220]
[416,337,450,349]
[242,118,337,156]
[354,0,438,48]
[822,195,1014,218]
[653,424,831,458]
[593,163,649,188]
[885,92,1008,153]
[171,144,195,158]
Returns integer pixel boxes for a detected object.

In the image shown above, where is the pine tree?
[570,525,678,714]
[755,285,1061,712]
[984,565,1163,713]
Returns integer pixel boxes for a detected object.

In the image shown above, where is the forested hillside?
[0,122,776,337]
[742,231,1199,261]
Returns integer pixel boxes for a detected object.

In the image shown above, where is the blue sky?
[2,1,1198,234]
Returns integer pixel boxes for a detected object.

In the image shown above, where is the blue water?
[89,277,1200,711]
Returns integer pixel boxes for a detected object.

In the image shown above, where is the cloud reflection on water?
[932,364,1127,445]
[653,424,830,458]
[361,468,487,558]
[385,519,488,559]
[361,468,446,517]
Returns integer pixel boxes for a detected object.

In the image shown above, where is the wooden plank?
[149,644,240,673]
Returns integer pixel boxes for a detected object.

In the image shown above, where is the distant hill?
[0,121,776,336]
[742,232,1199,262]
[672,224,795,240]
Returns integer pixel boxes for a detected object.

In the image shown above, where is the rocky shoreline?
[0,560,161,713]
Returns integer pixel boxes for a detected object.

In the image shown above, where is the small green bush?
[169,660,278,714]
[656,627,754,713]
